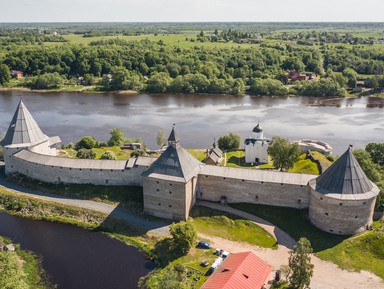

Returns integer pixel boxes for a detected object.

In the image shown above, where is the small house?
[10,70,23,79]
[201,251,272,289]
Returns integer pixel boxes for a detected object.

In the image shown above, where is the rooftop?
[201,251,271,289]
[1,99,49,147]
[314,147,378,196]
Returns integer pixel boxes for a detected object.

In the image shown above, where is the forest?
[0,22,384,96]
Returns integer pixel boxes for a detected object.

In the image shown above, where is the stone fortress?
[1,100,380,235]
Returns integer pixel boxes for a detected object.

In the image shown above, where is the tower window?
[339,203,343,206]
[325,213,329,216]
[156,181,159,184]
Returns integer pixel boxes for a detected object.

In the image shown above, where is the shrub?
[76,149,96,159]
[100,151,116,160]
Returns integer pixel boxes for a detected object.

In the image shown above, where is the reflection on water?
[0,91,383,155]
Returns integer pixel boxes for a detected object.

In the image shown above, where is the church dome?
[252,123,263,133]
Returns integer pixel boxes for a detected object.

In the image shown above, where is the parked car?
[197,241,211,249]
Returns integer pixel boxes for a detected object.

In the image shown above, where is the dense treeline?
[1,22,384,35]
[1,36,384,96]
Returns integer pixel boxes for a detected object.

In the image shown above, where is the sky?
[0,0,383,22]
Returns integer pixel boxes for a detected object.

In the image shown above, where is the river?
[0,212,154,289]
[0,91,383,155]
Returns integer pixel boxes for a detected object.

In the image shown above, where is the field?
[57,34,256,49]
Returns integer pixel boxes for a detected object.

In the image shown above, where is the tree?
[218,133,241,151]
[342,68,358,88]
[0,64,11,86]
[76,148,96,159]
[353,149,381,182]
[146,72,172,93]
[288,237,314,289]
[100,151,116,160]
[169,221,197,255]
[365,143,384,166]
[107,128,125,147]
[75,136,97,150]
[268,136,301,171]
[156,130,167,147]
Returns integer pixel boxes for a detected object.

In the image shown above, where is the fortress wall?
[11,154,146,186]
[309,189,377,235]
[143,177,188,220]
[197,174,311,208]
[4,147,25,174]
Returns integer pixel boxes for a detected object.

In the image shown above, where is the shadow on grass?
[5,173,144,209]
[230,203,348,252]
[191,205,245,220]
[227,156,255,168]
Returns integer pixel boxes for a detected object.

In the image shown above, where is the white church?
[244,123,270,164]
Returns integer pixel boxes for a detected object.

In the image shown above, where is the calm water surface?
[0,91,383,155]
[0,212,153,289]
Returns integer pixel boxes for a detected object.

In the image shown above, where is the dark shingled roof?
[168,126,178,142]
[315,147,374,195]
[142,128,201,182]
[1,100,48,147]
[252,123,263,133]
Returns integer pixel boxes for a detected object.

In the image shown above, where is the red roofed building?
[201,252,271,289]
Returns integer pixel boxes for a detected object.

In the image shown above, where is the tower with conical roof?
[142,126,202,220]
[1,100,59,174]
[244,123,270,164]
[308,146,380,235]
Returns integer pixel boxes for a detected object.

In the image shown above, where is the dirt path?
[199,233,383,289]
[197,200,383,289]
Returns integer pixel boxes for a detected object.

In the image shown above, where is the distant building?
[244,123,269,164]
[10,70,23,79]
[201,251,271,289]
[203,140,223,166]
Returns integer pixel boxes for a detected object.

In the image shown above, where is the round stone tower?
[308,146,380,235]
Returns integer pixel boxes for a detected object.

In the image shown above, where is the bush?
[75,136,97,150]
[100,151,116,160]
[76,149,96,159]
[130,150,144,158]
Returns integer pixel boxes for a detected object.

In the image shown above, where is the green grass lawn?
[191,205,277,249]
[62,146,133,160]
[288,153,319,175]
[230,203,346,252]
[187,149,207,162]
[317,218,384,279]
[59,34,257,49]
